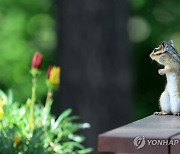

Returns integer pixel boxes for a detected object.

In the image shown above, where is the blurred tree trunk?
[55,0,131,153]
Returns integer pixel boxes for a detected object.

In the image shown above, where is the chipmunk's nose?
[150,51,154,58]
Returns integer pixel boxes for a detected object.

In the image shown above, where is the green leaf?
[78,148,93,154]
[52,109,72,130]
[7,89,13,104]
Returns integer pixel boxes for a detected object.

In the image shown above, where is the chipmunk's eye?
[154,48,157,52]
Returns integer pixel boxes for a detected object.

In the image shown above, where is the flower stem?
[30,76,37,131]
[42,90,53,125]
[44,90,53,111]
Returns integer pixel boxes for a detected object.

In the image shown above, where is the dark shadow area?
[54,0,132,153]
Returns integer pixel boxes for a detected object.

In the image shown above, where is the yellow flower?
[0,107,4,119]
[49,66,61,86]
[14,136,21,146]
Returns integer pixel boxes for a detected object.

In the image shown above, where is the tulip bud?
[47,65,53,79]
[47,66,61,91]
[32,52,43,69]
[31,52,43,77]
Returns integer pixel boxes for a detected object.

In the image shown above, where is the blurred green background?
[1,0,180,114]
[130,0,180,119]
[0,0,56,102]
[1,0,180,152]
[1,0,180,118]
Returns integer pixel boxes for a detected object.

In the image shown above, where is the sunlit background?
[0,0,56,101]
[1,0,180,153]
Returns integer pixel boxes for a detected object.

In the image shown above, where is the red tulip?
[32,52,43,69]
[47,65,53,79]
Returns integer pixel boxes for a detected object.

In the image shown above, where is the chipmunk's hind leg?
[156,91,171,115]
[171,95,180,115]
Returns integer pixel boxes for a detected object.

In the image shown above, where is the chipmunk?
[150,40,180,116]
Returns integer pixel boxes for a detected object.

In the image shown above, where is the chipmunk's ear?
[166,40,178,54]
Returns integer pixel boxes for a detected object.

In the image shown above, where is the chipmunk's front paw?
[158,69,165,75]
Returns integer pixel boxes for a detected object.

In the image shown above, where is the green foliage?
[0,0,56,101]
[0,1,92,153]
[0,90,92,154]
